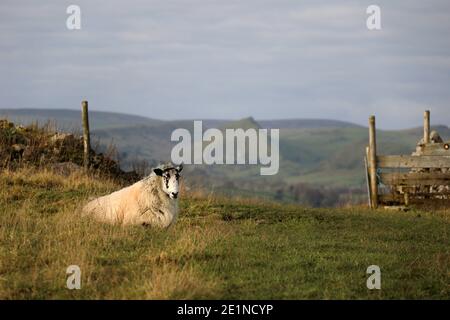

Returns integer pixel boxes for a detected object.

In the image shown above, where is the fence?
[365,110,450,208]
[81,100,90,170]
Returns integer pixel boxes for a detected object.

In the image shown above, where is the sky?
[1,0,449,129]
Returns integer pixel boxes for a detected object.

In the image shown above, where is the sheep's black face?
[153,164,183,199]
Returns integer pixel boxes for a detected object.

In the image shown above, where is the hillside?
[0,108,163,131]
[0,168,448,299]
[259,118,363,129]
[0,109,360,131]
[0,116,448,299]
[220,116,261,130]
[0,119,140,182]
[2,108,450,206]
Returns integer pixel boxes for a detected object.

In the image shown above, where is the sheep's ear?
[153,168,163,176]
[176,163,183,172]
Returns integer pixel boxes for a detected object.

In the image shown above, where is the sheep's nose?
[171,192,178,199]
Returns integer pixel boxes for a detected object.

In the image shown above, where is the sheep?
[82,163,183,228]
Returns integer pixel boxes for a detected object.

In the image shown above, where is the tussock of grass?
[0,169,449,299]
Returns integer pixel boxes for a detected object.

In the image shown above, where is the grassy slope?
[3,109,449,192]
[0,109,163,130]
[0,169,449,299]
[95,124,450,190]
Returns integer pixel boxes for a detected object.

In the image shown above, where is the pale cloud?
[0,0,449,129]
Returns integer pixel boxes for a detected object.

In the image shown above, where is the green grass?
[184,200,449,299]
[0,169,449,299]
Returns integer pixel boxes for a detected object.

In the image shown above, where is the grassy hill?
[0,168,449,299]
[0,108,163,131]
[2,109,450,206]
[0,109,360,131]
[220,116,261,130]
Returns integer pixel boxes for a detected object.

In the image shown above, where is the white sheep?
[82,164,183,228]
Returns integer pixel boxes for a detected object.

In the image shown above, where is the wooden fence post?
[369,115,378,208]
[81,101,91,170]
[423,110,430,144]
[365,146,372,208]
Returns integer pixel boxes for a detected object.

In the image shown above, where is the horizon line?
[1,107,449,131]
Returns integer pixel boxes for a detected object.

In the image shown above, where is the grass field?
[0,168,449,299]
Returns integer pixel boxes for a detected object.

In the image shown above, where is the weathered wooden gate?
[365,111,450,208]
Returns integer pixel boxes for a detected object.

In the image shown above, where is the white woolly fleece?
[82,175,178,228]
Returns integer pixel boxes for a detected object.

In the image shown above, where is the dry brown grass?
[0,168,231,299]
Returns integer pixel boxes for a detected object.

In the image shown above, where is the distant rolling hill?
[0,109,361,131]
[2,108,449,206]
[0,108,163,130]
[259,118,362,129]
